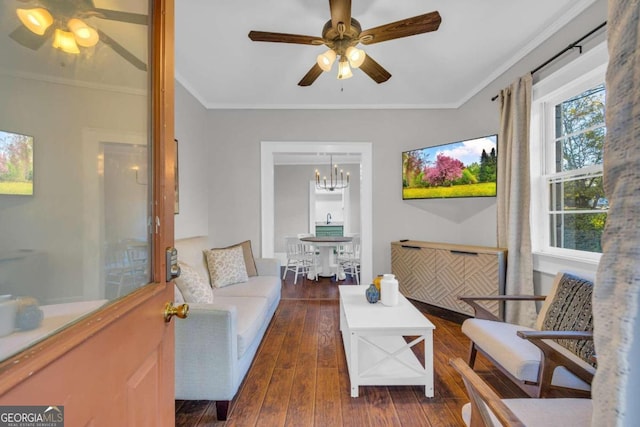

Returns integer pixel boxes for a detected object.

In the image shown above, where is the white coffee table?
[338,285,435,398]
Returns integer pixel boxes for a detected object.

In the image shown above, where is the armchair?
[459,272,596,398]
[450,357,592,427]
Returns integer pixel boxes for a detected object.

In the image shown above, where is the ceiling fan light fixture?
[68,18,99,47]
[316,49,336,72]
[346,46,365,68]
[52,29,80,54]
[337,56,352,80]
[16,8,53,36]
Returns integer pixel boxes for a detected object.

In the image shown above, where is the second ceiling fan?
[248,0,441,86]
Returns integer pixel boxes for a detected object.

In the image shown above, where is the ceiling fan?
[9,0,148,71]
[248,0,441,86]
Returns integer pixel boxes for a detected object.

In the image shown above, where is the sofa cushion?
[220,241,258,277]
[205,246,248,288]
[215,296,269,358]
[175,262,213,303]
[213,275,281,310]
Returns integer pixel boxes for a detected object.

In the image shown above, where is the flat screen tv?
[0,129,34,196]
[402,134,497,200]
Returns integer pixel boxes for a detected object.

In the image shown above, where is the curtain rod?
[491,21,607,102]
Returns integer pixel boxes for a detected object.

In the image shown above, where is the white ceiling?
[175,0,598,109]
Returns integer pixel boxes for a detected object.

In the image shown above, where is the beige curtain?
[497,74,537,327]
[593,1,640,425]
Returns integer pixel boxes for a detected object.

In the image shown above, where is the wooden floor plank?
[258,367,296,426]
[314,367,343,426]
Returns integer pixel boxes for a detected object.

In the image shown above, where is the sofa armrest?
[174,302,239,399]
[255,257,281,277]
[459,295,547,321]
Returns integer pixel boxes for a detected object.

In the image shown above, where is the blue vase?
[366,283,380,303]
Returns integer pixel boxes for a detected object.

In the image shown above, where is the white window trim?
[530,41,608,276]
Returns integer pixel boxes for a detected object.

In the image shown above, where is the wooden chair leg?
[216,400,230,420]
[468,342,478,368]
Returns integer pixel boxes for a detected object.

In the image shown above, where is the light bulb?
[316,49,336,72]
[337,57,353,80]
[16,8,53,36]
[52,29,80,54]
[346,46,366,68]
[68,18,99,47]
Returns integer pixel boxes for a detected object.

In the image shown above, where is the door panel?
[0,285,174,426]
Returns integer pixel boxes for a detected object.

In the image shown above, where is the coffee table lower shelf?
[341,331,434,398]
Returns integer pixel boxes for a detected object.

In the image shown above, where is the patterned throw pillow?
[222,240,258,277]
[541,273,595,366]
[175,262,214,303]
[205,246,249,288]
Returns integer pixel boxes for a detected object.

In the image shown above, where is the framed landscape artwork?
[402,134,498,200]
[0,129,34,196]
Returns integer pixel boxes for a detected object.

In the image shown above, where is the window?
[548,84,606,253]
[530,42,607,271]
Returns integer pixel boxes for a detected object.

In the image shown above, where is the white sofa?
[173,236,281,420]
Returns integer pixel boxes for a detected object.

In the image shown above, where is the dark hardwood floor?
[175,273,528,426]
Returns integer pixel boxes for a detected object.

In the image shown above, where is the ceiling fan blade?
[248,31,324,45]
[9,25,50,51]
[360,11,441,45]
[97,30,147,71]
[92,8,148,25]
[359,55,391,84]
[298,63,323,86]
[329,0,352,32]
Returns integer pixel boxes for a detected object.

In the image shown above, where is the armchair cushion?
[461,319,538,382]
[461,397,592,427]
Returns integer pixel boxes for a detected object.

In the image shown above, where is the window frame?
[530,42,608,276]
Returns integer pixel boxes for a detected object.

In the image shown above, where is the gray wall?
[174,0,607,290]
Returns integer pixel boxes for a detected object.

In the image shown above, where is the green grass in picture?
[403,182,496,199]
[0,181,33,195]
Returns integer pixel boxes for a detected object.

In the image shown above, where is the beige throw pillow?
[175,262,214,303]
[222,240,258,277]
[205,246,249,288]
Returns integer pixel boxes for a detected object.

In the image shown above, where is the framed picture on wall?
[0,129,34,196]
[174,138,179,214]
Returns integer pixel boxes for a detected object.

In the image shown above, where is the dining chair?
[338,236,360,284]
[282,236,317,284]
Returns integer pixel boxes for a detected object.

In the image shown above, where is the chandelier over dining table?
[315,155,349,191]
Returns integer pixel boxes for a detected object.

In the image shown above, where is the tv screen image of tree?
[402,135,497,199]
[0,130,34,196]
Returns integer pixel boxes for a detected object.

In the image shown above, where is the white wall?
[174,81,209,239]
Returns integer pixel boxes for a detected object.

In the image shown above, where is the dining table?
[300,235,353,280]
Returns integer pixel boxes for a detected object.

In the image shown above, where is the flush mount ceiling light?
[249,0,441,86]
[9,2,149,71]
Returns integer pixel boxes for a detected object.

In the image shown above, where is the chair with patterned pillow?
[459,272,596,398]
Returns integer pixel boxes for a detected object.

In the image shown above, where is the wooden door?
[0,1,177,425]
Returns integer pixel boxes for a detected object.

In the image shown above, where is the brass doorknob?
[164,302,189,323]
